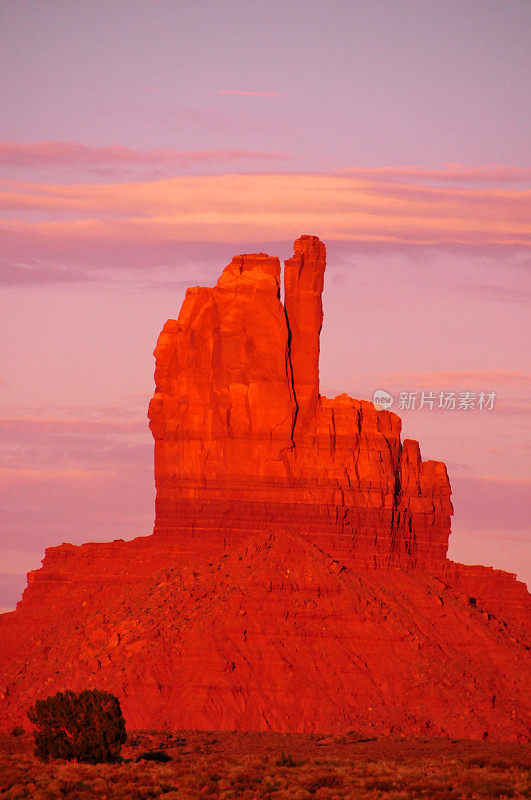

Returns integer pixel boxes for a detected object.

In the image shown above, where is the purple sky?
[1,0,530,610]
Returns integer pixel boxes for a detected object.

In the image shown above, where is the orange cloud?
[1,172,529,249]
[338,164,531,185]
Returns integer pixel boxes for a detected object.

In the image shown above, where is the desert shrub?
[465,755,488,769]
[461,776,515,797]
[275,751,302,768]
[365,776,398,791]
[231,772,259,790]
[27,688,126,763]
[466,755,512,771]
[305,772,342,794]
[137,750,172,762]
[10,725,24,737]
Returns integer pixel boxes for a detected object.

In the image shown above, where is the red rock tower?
[284,235,326,431]
[0,235,529,739]
[148,235,453,569]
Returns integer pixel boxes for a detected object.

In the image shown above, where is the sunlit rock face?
[0,236,529,740]
[148,235,452,569]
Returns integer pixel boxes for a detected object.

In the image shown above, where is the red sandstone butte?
[0,236,529,739]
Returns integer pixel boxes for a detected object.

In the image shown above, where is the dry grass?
[0,730,528,799]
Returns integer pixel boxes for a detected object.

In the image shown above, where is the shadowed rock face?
[148,235,452,569]
[0,236,529,739]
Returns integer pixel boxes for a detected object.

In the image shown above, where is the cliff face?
[0,235,529,739]
[148,236,452,569]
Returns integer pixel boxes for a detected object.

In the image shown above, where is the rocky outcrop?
[0,235,529,739]
[0,530,529,739]
[148,236,452,569]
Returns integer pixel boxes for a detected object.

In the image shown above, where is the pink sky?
[0,0,530,610]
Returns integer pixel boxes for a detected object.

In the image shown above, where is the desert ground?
[0,729,529,799]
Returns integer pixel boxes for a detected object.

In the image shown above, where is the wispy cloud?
[215,90,284,97]
[0,415,145,434]
[0,412,149,476]
[338,164,531,186]
[1,408,154,609]
[490,400,531,417]
[1,173,528,236]
[0,467,114,481]
[458,282,531,303]
[0,141,292,177]
[1,164,529,284]
[450,474,530,557]
[370,369,530,387]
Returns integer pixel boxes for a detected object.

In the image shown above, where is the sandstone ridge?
[0,236,529,739]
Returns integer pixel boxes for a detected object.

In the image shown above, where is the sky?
[0,0,530,610]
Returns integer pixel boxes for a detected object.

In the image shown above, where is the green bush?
[27,689,126,763]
